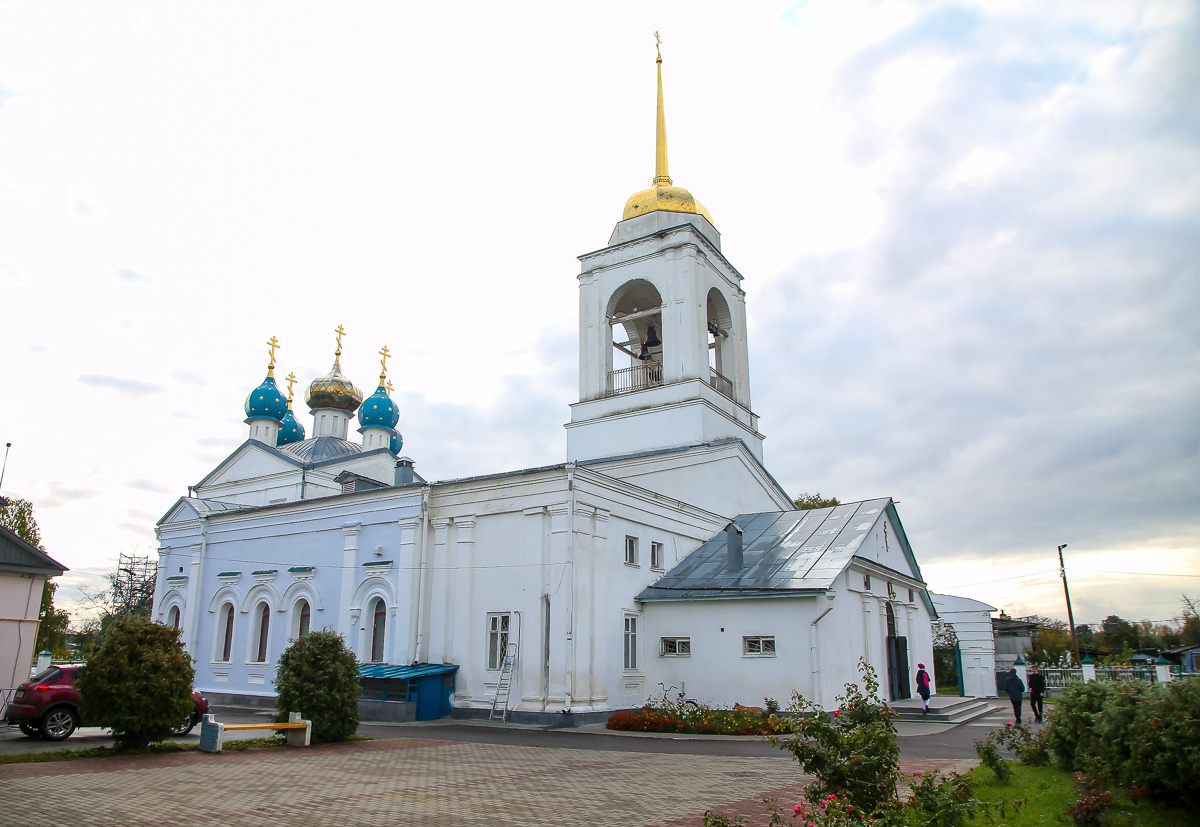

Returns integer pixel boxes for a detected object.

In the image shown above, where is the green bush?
[906,770,983,827]
[273,630,360,744]
[1125,678,1200,802]
[973,731,1013,783]
[74,616,195,750]
[1043,680,1113,772]
[1092,680,1150,783]
[768,659,900,817]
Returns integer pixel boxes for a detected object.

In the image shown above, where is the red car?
[5,665,209,741]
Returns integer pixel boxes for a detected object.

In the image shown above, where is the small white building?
[930,593,998,698]
[151,52,937,720]
[0,524,67,695]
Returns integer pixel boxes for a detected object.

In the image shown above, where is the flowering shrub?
[973,730,1013,783]
[792,793,877,826]
[768,659,900,817]
[606,697,791,735]
[905,770,984,827]
[991,719,1051,766]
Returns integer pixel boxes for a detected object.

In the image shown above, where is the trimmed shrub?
[274,630,360,744]
[1125,677,1200,802]
[75,616,195,750]
[1043,680,1113,772]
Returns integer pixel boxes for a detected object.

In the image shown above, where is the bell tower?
[566,43,764,464]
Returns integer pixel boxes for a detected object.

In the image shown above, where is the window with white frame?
[908,588,914,603]
[650,541,664,570]
[624,536,639,566]
[623,615,638,670]
[369,597,387,663]
[218,602,235,662]
[487,612,510,670]
[863,574,872,590]
[743,636,776,656]
[660,637,690,656]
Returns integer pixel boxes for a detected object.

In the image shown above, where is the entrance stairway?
[891,697,991,723]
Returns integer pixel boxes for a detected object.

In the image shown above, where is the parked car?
[4,665,209,741]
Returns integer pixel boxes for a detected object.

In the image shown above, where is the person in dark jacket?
[915,663,931,714]
[1004,667,1026,725]
[1028,665,1046,723]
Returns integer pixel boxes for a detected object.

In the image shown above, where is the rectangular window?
[624,536,639,567]
[624,615,638,670]
[487,612,510,670]
[743,636,776,657]
[651,541,664,570]
[660,637,690,656]
[908,588,915,603]
[863,574,872,590]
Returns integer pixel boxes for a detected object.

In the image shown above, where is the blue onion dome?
[358,382,400,428]
[244,373,288,421]
[305,355,363,413]
[277,407,305,446]
[389,430,403,454]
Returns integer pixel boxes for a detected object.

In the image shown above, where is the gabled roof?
[157,496,252,527]
[0,524,68,577]
[638,498,935,615]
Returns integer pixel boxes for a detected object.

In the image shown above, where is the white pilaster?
[338,522,361,638]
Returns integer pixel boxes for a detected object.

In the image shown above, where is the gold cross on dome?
[386,379,394,394]
[379,344,392,375]
[334,324,346,356]
[285,372,297,403]
[266,335,280,366]
[655,31,661,60]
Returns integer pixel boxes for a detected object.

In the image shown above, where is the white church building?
[152,53,937,722]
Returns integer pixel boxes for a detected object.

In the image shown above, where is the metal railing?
[1095,665,1158,684]
[708,368,734,400]
[606,363,663,396]
[1035,667,1082,689]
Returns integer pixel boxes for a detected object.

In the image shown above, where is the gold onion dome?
[306,357,363,413]
[621,39,713,225]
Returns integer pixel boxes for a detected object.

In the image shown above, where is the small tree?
[794,493,840,510]
[75,616,194,750]
[274,630,360,743]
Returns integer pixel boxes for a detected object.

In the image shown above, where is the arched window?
[370,597,386,663]
[255,602,270,662]
[168,605,181,630]
[297,599,311,638]
[220,602,235,662]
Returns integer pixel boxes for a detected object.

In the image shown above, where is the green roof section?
[363,560,393,567]
[288,566,314,572]
[217,571,240,577]
[252,569,278,575]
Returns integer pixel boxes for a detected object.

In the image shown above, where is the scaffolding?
[112,552,157,618]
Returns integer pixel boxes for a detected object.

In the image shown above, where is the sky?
[1,1,1197,631]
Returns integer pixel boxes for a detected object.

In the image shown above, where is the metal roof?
[637,498,903,600]
[0,524,68,577]
[358,663,460,681]
[279,436,363,463]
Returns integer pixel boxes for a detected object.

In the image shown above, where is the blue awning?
[358,663,459,681]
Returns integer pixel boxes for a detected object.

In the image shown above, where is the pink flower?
[1005,722,1013,727]
[794,805,802,815]
[832,710,840,717]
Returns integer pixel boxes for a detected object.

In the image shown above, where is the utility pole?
[1058,543,1081,665]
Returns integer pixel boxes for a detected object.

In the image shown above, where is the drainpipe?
[411,485,431,662]
[564,463,576,712]
[810,593,836,709]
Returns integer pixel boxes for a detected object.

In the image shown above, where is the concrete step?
[893,698,992,724]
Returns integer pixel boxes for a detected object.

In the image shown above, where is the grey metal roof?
[637,498,898,600]
[0,524,68,576]
[278,436,363,463]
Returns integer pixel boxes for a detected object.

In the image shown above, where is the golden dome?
[622,184,713,224]
[621,45,715,227]
[305,356,363,413]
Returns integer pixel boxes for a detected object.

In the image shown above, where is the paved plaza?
[0,728,975,826]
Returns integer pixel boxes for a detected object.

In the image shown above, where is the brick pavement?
[0,736,975,827]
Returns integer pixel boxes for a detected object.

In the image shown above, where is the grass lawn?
[967,762,1197,826]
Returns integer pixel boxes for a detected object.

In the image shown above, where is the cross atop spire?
[285,372,297,407]
[378,344,392,382]
[266,335,280,377]
[333,324,346,359]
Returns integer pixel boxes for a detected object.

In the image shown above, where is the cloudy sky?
[2,1,1196,629]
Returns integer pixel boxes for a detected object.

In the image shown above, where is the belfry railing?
[708,369,734,400]
[606,363,664,396]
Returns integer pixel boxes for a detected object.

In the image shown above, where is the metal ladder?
[489,644,517,722]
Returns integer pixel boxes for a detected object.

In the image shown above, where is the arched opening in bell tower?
[605,279,665,396]
[706,288,734,399]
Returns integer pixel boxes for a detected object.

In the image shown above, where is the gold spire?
[653,31,671,188]
[285,372,297,409]
[620,34,713,225]
[265,335,280,377]
[378,345,391,384]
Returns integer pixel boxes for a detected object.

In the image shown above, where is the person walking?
[1004,667,1026,725]
[1028,664,1046,723]
[915,663,931,714]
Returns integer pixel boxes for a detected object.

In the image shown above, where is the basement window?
[660,637,691,657]
[743,636,776,657]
